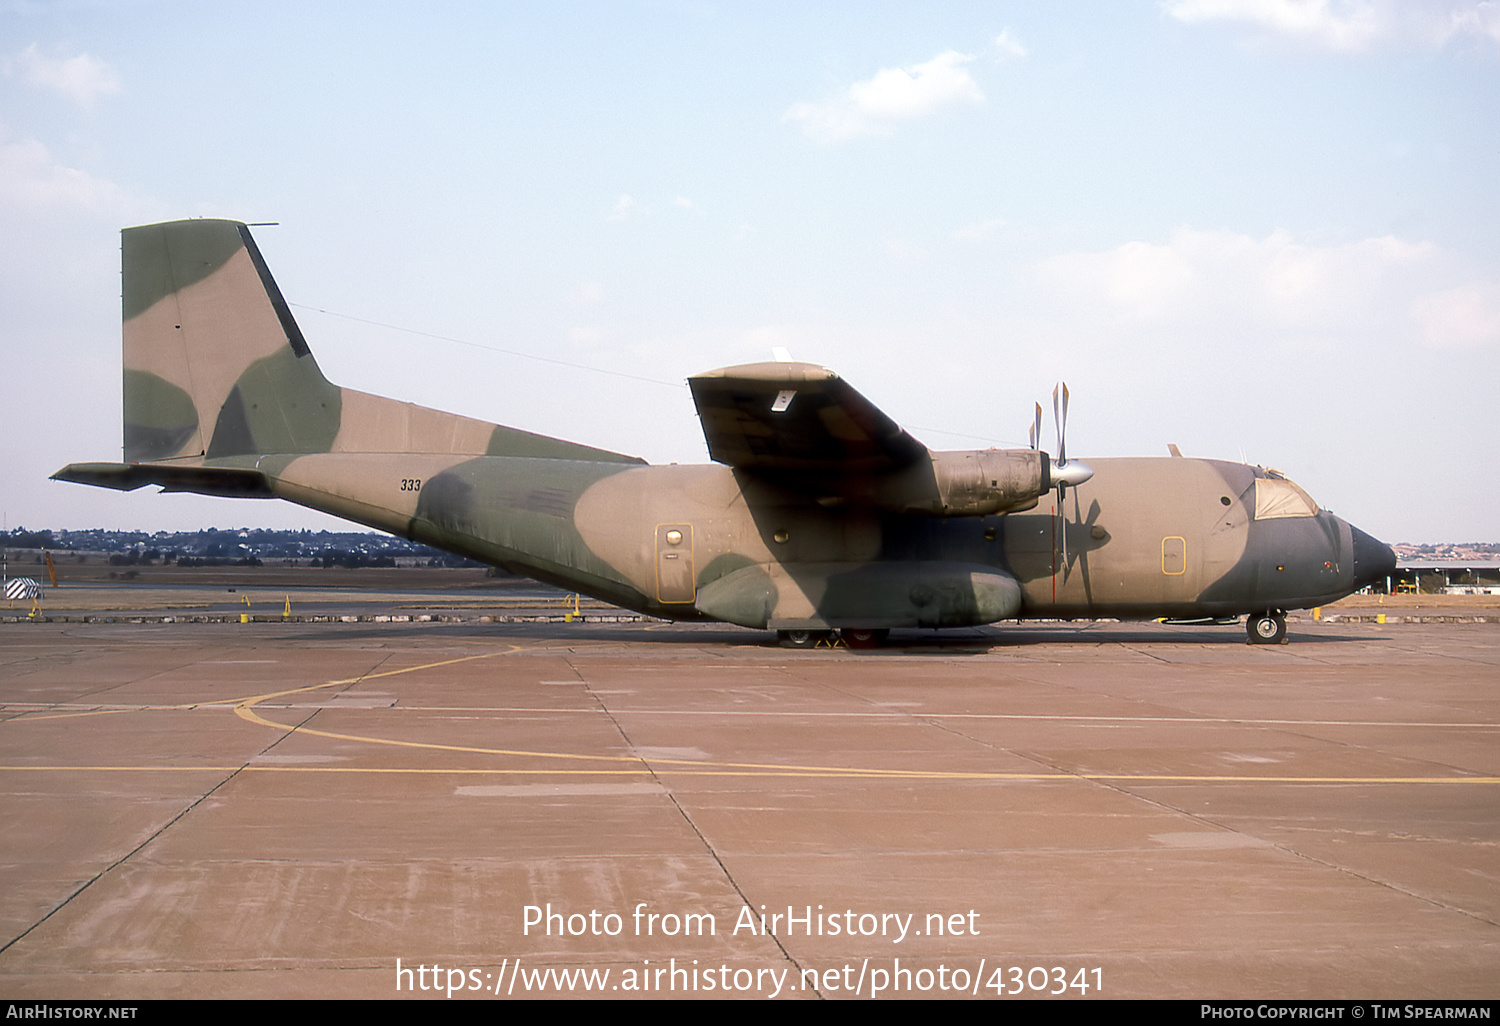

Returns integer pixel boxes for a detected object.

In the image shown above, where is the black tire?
[778,629,817,648]
[841,628,890,649]
[1246,612,1286,645]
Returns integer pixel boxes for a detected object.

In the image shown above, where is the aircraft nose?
[1349,524,1397,591]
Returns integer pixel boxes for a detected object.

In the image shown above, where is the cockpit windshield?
[1252,471,1319,520]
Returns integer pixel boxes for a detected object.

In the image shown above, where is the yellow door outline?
[1162,536,1187,576]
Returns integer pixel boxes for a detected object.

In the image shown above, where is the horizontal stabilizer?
[52,462,273,498]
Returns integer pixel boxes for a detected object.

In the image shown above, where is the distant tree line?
[311,549,397,569]
[2,528,68,550]
[3,527,483,568]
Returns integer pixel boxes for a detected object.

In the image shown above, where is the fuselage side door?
[655,523,696,603]
[1162,535,1187,576]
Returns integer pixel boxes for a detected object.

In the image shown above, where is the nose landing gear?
[1246,611,1287,645]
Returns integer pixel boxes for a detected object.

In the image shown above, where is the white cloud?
[994,29,1029,60]
[1037,227,1446,340]
[882,237,929,265]
[1163,0,1500,52]
[607,193,637,221]
[953,217,1008,242]
[0,133,131,213]
[1444,1,1500,43]
[785,50,984,142]
[978,227,1498,536]
[1412,283,1500,349]
[6,43,121,105]
[568,325,608,345]
[1164,0,1386,50]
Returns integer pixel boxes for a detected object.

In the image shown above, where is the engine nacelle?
[866,448,1051,516]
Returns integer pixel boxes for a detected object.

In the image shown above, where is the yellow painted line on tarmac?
[221,642,1500,783]
[1,764,1497,784]
[229,643,925,777]
[237,700,930,776]
[1,707,138,723]
[239,706,1500,783]
[4,645,521,722]
[229,644,523,706]
[13,639,1500,785]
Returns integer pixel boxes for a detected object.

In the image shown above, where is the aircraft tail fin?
[119,219,643,466]
[123,219,340,463]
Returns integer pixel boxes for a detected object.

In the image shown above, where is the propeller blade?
[1029,402,1042,450]
[1051,382,1078,572]
[1058,382,1070,467]
[1052,385,1061,462]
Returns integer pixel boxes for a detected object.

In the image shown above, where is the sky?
[2,0,1497,544]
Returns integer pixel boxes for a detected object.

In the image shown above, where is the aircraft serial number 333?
[56,220,1396,648]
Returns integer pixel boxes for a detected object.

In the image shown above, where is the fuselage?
[244,449,1390,629]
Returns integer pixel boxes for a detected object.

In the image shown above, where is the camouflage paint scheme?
[55,220,1396,643]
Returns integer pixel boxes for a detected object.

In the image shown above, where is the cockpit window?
[1253,477,1319,519]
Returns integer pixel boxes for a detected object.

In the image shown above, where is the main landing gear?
[776,629,824,648]
[841,628,890,649]
[776,628,891,649]
[1246,611,1287,645]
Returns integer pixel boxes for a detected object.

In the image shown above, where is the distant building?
[1385,560,1500,596]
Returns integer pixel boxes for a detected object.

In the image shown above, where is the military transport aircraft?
[55,219,1396,647]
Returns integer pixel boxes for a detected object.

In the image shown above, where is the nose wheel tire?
[1247,612,1287,645]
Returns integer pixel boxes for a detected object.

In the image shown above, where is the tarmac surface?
[1,609,1496,1000]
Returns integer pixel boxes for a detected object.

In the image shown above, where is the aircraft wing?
[688,362,927,476]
